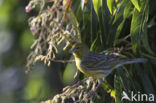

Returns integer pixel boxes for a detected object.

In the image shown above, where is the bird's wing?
[81,52,120,71]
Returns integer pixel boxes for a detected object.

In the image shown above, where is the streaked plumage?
[70,43,147,96]
[80,52,147,78]
[71,43,147,79]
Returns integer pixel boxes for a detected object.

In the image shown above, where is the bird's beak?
[69,48,76,53]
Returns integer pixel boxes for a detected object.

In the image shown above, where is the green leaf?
[114,20,125,45]
[107,0,114,14]
[123,1,133,19]
[114,73,122,103]
[130,8,142,53]
[140,52,156,60]
[92,0,102,17]
[113,0,131,45]
[131,0,141,12]
[113,0,128,24]
[101,82,115,98]
[141,0,155,55]
[135,65,155,94]
[90,34,101,52]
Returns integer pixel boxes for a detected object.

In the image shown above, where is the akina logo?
[121,91,155,102]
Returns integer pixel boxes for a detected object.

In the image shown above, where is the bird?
[70,42,147,96]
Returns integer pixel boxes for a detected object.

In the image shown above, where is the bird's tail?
[114,58,147,69]
[121,58,147,65]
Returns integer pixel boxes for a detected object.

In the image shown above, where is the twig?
[50,59,75,63]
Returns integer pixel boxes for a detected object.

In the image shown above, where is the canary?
[70,43,147,94]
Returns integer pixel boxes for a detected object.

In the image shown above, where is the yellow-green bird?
[70,43,147,92]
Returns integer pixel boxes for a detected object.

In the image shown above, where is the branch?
[50,59,75,63]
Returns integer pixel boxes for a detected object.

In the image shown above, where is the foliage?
[25,0,156,103]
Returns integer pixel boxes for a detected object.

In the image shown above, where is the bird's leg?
[94,78,102,91]
[74,69,80,79]
[72,70,85,88]
[87,78,103,98]
[92,78,97,90]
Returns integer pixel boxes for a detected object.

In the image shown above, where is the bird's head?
[70,43,89,59]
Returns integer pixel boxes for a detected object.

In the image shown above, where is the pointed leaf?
[131,0,141,12]
[113,0,128,24]
[130,8,142,53]
[141,0,155,55]
[92,0,102,17]
[114,73,122,103]
[107,0,114,14]
[123,1,133,19]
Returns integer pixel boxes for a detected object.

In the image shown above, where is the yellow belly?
[75,58,103,78]
[75,59,86,74]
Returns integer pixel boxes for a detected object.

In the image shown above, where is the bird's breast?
[75,58,99,77]
[75,58,106,78]
[75,59,87,74]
